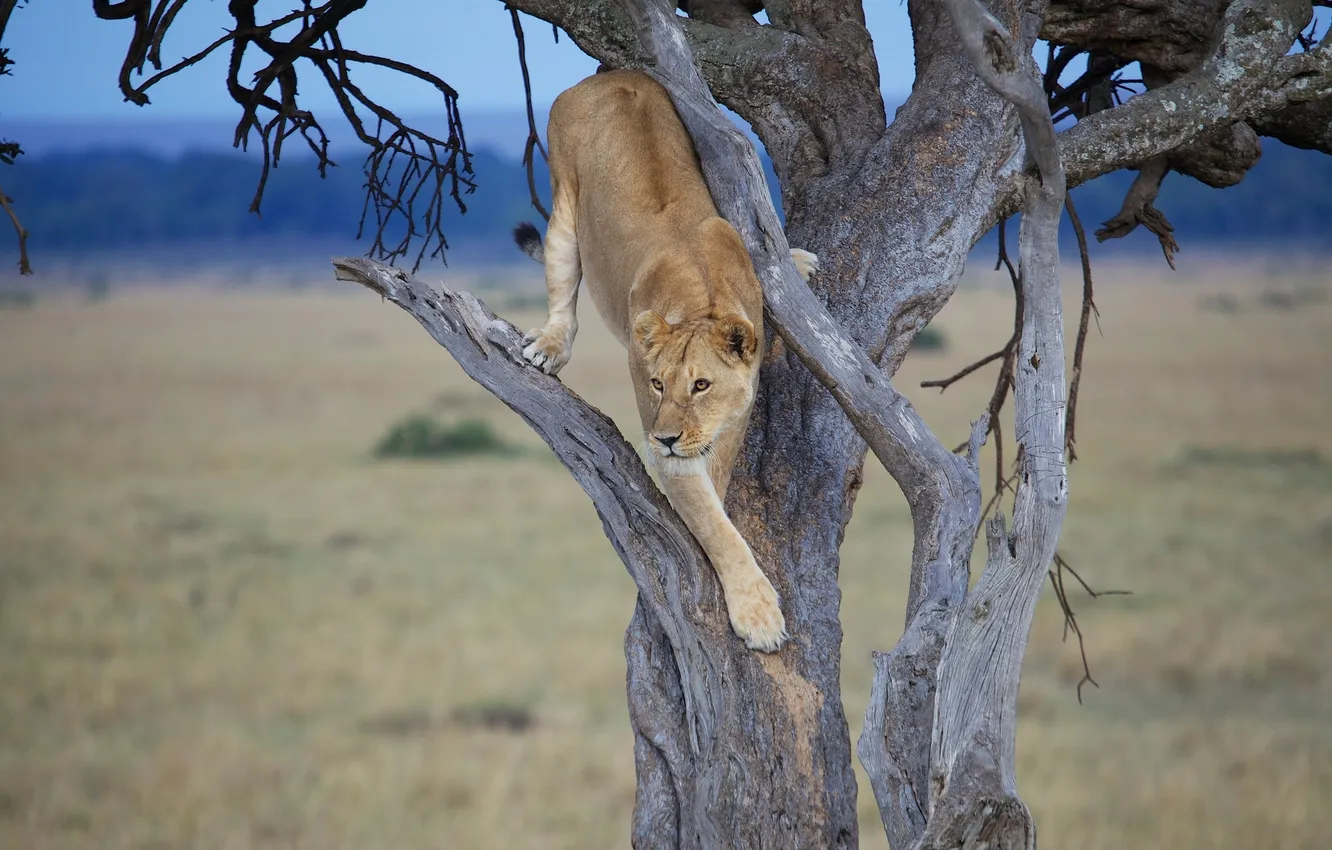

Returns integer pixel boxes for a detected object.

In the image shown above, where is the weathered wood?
[621,1,994,845]
[334,2,1316,848]
[337,0,1067,842]
[916,1,1068,847]
[1017,0,1330,206]
[330,258,735,784]
[32,1,1332,847]
[619,0,986,622]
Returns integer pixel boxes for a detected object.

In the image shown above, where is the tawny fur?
[515,69,818,652]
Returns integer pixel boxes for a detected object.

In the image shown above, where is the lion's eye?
[651,378,663,392]
[693,379,711,393]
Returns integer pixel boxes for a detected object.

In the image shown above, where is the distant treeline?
[4,140,1329,261]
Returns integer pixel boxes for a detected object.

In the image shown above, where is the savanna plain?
[1,256,1329,849]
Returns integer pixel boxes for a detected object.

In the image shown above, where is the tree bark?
[608,2,1014,845]
[327,1,1325,847]
[335,1,1066,845]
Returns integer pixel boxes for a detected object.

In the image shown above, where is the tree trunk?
[336,2,1062,845]
[614,2,1040,846]
[329,0,1331,846]
[339,1,1060,845]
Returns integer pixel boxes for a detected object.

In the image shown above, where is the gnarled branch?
[508,0,884,189]
[862,0,1069,845]
[94,0,474,270]
[331,256,731,768]
[1054,0,1328,190]
[618,3,1003,847]
[991,0,1332,229]
[620,0,987,635]
[1094,155,1179,267]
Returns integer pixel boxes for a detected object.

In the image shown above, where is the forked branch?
[913,0,1068,846]
[1094,155,1179,268]
[330,256,729,761]
[619,0,982,601]
[995,0,1332,218]
[615,5,1008,849]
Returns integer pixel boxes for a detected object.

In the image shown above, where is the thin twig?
[1063,192,1100,462]
[1049,552,1131,703]
[921,349,1005,391]
[948,218,1021,455]
[947,217,1020,453]
[94,0,472,270]
[509,5,551,221]
[0,184,31,275]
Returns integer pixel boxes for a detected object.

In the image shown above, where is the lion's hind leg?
[788,248,819,282]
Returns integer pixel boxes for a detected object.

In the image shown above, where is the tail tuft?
[513,222,545,264]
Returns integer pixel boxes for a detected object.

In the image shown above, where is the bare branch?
[508,6,551,222]
[942,219,1020,463]
[331,256,729,767]
[95,0,474,270]
[0,0,23,41]
[1064,192,1099,462]
[1054,0,1329,191]
[1094,155,1179,269]
[920,349,1005,392]
[915,0,1069,844]
[1049,552,1131,705]
[0,183,31,275]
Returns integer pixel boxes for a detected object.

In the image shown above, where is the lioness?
[513,69,817,652]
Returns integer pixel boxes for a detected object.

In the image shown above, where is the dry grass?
[0,259,1329,849]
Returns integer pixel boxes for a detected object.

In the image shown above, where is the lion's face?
[633,310,758,462]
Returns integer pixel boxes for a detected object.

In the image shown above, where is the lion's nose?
[655,434,681,449]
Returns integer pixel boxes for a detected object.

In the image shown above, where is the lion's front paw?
[788,248,820,282]
[521,324,574,375]
[725,575,788,653]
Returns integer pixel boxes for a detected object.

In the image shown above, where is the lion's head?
[632,310,759,464]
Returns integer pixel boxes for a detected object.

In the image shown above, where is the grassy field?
[1,258,1329,849]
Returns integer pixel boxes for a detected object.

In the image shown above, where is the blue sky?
[5,1,916,118]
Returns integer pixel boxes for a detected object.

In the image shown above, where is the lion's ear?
[713,314,757,365]
[633,311,672,358]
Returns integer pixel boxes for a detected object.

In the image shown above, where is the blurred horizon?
[2,124,1329,281]
[4,3,1327,279]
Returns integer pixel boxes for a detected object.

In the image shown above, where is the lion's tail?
[512,222,545,265]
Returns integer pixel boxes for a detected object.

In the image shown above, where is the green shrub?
[503,290,550,312]
[450,698,536,733]
[1176,446,1323,470]
[1171,445,1330,490]
[911,325,947,352]
[374,415,511,460]
[85,272,112,301]
[0,290,35,309]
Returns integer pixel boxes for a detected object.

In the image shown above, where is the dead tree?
[71,0,1332,845]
